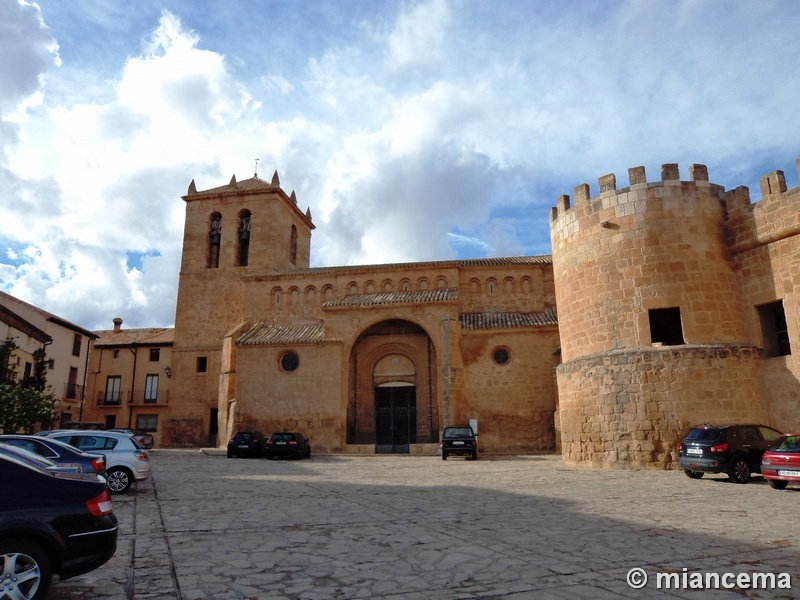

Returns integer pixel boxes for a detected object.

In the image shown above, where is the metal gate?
[375,387,416,454]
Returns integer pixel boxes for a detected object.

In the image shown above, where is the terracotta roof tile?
[94,328,174,347]
[324,287,458,308]
[237,323,329,345]
[460,308,558,330]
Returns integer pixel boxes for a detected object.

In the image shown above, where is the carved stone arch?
[347,319,439,449]
[469,278,481,294]
[347,281,359,296]
[304,285,317,304]
[365,280,377,294]
[521,276,532,293]
[399,278,412,292]
[382,279,394,292]
[435,276,448,289]
[417,277,429,291]
[322,284,335,302]
[288,286,301,305]
[271,286,283,306]
[504,277,515,293]
[486,277,498,294]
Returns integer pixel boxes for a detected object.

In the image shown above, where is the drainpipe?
[128,347,137,429]
[78,337,91,421]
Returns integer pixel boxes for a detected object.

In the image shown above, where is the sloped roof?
[93,327,174,347]
[237,323,331,345]
[323,288,458,308]
[0,304,51,344]
[0,291,97,338]
[460,308,558,330]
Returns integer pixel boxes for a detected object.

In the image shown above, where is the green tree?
[0,383,54,434]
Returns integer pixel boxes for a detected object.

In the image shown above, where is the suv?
[678,424,783,483]
[38,430,151,494]
[440,425,478,460]
[227,431,266,458]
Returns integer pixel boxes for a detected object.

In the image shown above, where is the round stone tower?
[550,163,768,468]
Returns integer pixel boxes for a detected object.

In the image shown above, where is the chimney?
[113,317,123,332]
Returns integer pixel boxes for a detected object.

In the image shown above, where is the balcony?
[97,391,123,407]
[129,389,170,406]
[64,382,84,401]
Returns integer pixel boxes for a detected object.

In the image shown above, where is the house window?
[196,356,208,373]
[136,414,158,431]
[144,374,159,403]
[66,367,79,399]
[113,350,119,358]
[105,376,121,404]
[150,348,160,361]
[649,307,685,345]
[758,300,791,357]
[72,333,82,357]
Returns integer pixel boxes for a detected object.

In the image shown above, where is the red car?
[761,433,800,490]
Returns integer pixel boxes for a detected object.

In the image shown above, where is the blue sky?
[1,0,799,329]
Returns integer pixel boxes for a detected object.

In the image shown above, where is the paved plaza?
[47,450,799,600]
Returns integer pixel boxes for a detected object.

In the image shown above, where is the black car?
[440,425,478,460]
[0,452,118,600]
[678,424,783,483]
[227,431,266,458]
[0,434,107,476]
[265,432,311,459]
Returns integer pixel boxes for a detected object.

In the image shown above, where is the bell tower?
[167,171,314,445]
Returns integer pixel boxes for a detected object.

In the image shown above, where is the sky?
[1,0,799,330]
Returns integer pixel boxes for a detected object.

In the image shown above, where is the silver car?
[37,430,151,494]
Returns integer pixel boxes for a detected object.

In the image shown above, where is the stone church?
[166,172,561,455]
[88,157,800,468]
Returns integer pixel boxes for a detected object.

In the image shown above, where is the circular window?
[492,347,510,366]
[279,350,299,372]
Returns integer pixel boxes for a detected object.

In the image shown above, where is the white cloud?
[386,0,451,70]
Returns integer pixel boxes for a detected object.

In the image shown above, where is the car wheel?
[107,467,133,494]
[266,454,274,460]
[305,447,311,459]
[0,538,53,600]
[728,459,751,484]
[769,479,789,490]
[226,451,233,458]
[471,451,478,460]
[442,452,448,461]
[683,469,704,479]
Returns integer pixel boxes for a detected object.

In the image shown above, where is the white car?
[37,430,151,494]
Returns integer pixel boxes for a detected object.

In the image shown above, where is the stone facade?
[550,159,800,468]
[167,173,560,454]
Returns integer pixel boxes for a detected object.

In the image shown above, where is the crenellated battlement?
[550,158,800,255]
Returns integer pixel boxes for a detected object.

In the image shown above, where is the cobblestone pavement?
[47,450,799,600]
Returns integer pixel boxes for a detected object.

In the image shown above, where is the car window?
[773,435,800,452]
[685,428,722,442]
[758,427,783,442]
[739,427,760,443]
[73,435,118,452]
[2,439,55,458]
[443,428,473,438]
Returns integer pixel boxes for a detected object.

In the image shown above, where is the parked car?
[0,444,85,476]
[0,451,118,600]
[108,428,155,449]
[678,424,783,483]
[761,433,800,490]
[0,434,106,476]
[38,430,151,494]
[227,431,266,458]
[440,425,478,460]
[264,432,311,459]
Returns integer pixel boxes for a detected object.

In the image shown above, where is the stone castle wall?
[550,159,800,468]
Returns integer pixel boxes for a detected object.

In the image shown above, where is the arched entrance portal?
[347,319,439,452]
